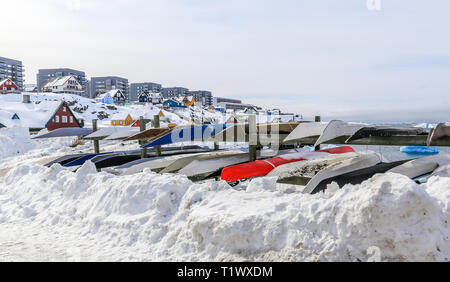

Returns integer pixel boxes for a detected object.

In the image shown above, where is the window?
[62,116,68,123]
[55,115,59,123]
[70,116,73,123]
[63,107,66,112]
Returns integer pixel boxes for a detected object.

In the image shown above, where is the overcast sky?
[3,0,449,122]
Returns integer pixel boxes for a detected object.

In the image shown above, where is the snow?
[0,141,449,261]
[0,127,36,159]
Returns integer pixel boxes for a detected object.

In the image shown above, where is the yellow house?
[183,96,196,107]
[159,110,165,118]
[111,114,135,126]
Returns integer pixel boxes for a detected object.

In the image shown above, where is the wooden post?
[214,141,219,151]
[154,115,162,157]
[314,116,321,151]
[92,119,100,154]
[249,115,257,162]
[140,116,147,159]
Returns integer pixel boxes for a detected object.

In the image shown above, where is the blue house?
[97,89,126,105]
[162,99,187,108]
[138,91,151,103]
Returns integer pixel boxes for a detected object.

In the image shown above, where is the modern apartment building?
[189,90,213,106]
[129,82,162,102]
[90,76,129,100]
[213,97,242,106]
[37,68,87,96]
[217,102,256,111]
[0,56,24,91]
[161,87,189,99]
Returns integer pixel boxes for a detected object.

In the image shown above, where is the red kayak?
[221,146,355,182]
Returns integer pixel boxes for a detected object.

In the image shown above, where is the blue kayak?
[142,124,229,148]
[64,152,114,167]
[400,146,439,155]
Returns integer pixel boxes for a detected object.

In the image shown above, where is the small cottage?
[0,78,20,94]
[162,99,187,109]
[45,101,83,131]
[111,114,135,126]
[97,89,126,105]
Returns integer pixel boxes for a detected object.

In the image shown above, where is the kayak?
[388,154,450,179]
[427,122,450,146]
[314,120,366,147]
[283,122,327,144]
[400,146,439,155]
[268,152,359,183]
[306,159,408,194]
[221,146,356,182]
[178,149,301,181]
[303,152,382,194]
[346,126,427,143]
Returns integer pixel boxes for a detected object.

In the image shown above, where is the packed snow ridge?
[1,155,449,261]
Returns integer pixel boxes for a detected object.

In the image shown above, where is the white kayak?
[117,153,205,175]
[268,152,358,179]
[388,154,450,179]
[159,150,247,174]
[283,122,328,144]
[303,152,381,194]
[314,120,366,148]
[84,127,123,139]
[104,128,140,140]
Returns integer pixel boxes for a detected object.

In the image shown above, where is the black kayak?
[44,153,90,167]
[346,127,428,142]
[311,160,410,194]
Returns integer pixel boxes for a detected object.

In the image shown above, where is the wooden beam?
[139,116,147,159]
[153,115,162,156]
[92,119,100,154]
[249,115,257,162]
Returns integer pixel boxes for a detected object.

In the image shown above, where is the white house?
[42,75,84,96]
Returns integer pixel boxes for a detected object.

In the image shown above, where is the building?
[46,101,83,131]
[213,97,242,106]
[217,101,256,112]
[37,68,87,96]
[162,99,187,109]
[0,78,20,94]
[0,56,24,91]
[189,90,213,106]
[24,84,38,92]
[90,76,129,100]
[130,82,162,102]
[138,91,163,104]
[110,113,135,126]
[96,89,126,105]
[42,76,84,95]
[161,87,189,99]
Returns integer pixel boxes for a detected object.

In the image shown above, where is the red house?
[45,101,83,131]
[0,78,19,94]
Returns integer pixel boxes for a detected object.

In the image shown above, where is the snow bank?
[0,127,36,159]
[1,159,449,261]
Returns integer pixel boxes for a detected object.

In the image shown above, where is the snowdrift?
[1,159,449,261]
[0,127,36,159]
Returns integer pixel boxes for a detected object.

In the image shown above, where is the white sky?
[2,0,449,122]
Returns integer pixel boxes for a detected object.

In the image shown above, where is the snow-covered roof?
[0,96,63,128]
[0,78,17,87]
[43,76,80,88]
